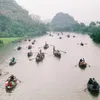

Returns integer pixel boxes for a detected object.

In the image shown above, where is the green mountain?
[0,0,47,37]
[51,12,78,31]
[51,12,100,43]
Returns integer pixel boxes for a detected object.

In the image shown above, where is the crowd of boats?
[0,32,100,95]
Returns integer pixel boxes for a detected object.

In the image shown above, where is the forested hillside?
[0,0,47,37]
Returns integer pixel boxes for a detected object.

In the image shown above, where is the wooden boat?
[87,79,99,93]
[34,40,36,42]
[53,50,61,58]
[28,39,31,42]
[79,61,87,69]
[9,61,16,66]
[32,42,35,45]
[27,52,33,57]
[25,39,27,41]
[67,35,70,38]
[28,45,32,49]
[5,76,17,92]
[80,43,84,46]
[35,53,45,62]
[5,82,17,91]
[18,40,21,42]
[17,46,21,50]
[73,36,75,38]
[44,44,49,49]
[59,37,62,39]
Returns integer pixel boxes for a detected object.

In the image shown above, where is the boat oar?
[17,79,21,83]
[0,72,9,77]
[88,64,91,67]
[60,50,66,53]
[38,47,43,49]
[49,44,54,47]
[44,52,52,56]
[77,43,79,45]
[3,72,9,76]
[29,58,35,61]
[1,57,9,64]
[16,78,21,83]
[75,65,77,67]
[84,88,87,92]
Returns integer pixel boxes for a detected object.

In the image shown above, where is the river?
[0,32,100,100]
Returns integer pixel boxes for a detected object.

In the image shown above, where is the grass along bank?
[0,37,23,44]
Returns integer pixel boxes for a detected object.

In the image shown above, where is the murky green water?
[0,33,100,100]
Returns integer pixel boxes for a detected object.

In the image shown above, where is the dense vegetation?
[0,0,47,38]
[51,12,100,43]
[51,12,78,32]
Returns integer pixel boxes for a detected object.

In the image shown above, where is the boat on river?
[44,44,49,49]
[27,52,33,57]
[87,78,99,93]
[79,60,87,69]
[17,46,21,50]
[5,75,17,92]
[35,53,45,62]
[53,50,61,58]
[9,61,16,66]
[28,45,32,49]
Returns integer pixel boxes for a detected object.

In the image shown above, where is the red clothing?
[6,82,12,86]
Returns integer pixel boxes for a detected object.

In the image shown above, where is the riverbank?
[0,33,47,45]
[0,37,23,45]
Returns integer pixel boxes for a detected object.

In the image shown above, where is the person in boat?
[5,76,16,88]
[93,78,99,86]
[45,41,48,46]
[93,81,98,89]
[5,79,12,87]
[93,78,95,82]
[79,58,86,65]
[53,46,55,52]
[11,57,15,62]
[82,58,85,62]
[57,50,60,52]
[39,49,42,54]
[0,69,2,76]
[17,46,21,49]
[56,50,60,54]
[80,42,84,46]
[28,45,30,48]
[30,50,32,55]
[37,53,40,58]
[88,78,93,84]
[79,59,82,63]
[9,75,17,82]
[39,49,44,58]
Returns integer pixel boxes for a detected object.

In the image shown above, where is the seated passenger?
[11,57,15,62]
[88,78,93,84]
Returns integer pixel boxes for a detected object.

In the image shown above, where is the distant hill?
[51,12,100,43]
[0,0,47,37]
[51,12,78,31]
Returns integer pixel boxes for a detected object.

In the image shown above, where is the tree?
[89,22,96,27]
